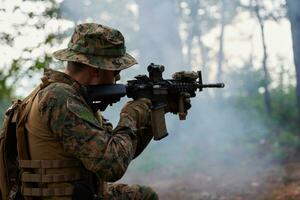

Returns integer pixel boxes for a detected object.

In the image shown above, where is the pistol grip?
[151,104,168,140]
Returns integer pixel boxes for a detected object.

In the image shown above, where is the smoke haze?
[58,0,291,198]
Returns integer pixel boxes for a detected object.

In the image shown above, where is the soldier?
[19,23,159,199]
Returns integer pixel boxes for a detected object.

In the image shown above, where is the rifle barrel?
[201,83,225,88]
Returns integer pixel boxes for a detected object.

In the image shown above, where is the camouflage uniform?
[23,23,158,200]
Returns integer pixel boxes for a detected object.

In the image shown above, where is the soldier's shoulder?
[37,82,83,109]
[40,82,78,98]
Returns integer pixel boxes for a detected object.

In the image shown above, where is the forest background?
[1,0,300,199]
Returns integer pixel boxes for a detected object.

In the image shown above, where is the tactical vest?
[14,74,102,200]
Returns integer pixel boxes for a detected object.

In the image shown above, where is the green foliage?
[0,0,73,100]
[0,99,11,127]
[268,129,300,161]
[271,86,298,129]
[226,62,300,162]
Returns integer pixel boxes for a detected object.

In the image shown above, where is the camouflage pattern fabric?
[37,69,135,181]
[31,69,156,199]
[53,23,137,70]
[118,98,152,130]
[104,184,158,200]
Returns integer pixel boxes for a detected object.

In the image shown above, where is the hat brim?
[53,48,137,71]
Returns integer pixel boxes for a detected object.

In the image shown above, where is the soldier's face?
[88,69,116,85]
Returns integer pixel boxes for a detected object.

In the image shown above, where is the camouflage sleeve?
[37,83,137,182]
[133,128,153,158]
[113,108,153,159]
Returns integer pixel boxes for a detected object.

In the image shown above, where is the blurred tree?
[238,0,286,115]
[177,0,217,76]
[177,0,218,75]
[286,0,300,124]
[0,0,73,127]
[217,0,240,81]
[0,0,73,99]
[0,99,10,125]
[177,0,239,82]
[217,0,226,82]
[60,0,137,43]
[136,0,184,74]
[253,0,272,115]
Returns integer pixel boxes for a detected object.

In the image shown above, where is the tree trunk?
[217,0,226,82]
[286,0,300,123]
[254,0,272,115]
[193,1,208,75]
[186,0,199,67]
[136,0,184,75]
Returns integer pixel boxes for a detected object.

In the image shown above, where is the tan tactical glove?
[118,98,152,130]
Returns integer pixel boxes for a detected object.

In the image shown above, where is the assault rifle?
[86,63,225,140]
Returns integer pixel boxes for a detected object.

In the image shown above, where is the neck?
[64,68,91,85]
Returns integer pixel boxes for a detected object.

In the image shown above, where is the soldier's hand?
[165,92,191,114]
[119,98,152,129]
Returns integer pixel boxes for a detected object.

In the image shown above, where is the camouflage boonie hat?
[53,23,137,70]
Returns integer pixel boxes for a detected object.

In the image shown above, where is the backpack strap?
[0,100,21,200]
[15,88,38,160]
[14,79,54,200]
[15,78,54,160]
